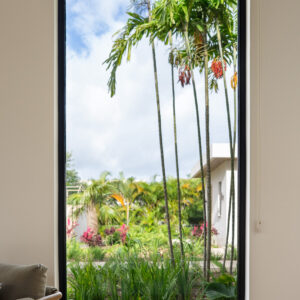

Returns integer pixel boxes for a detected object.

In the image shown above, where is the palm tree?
[185,0,213,278]
[104,1,175,263]
[153,0,209,276]
[169,34,184,259]
[110,175,141,226]
[146,0,175,264]
[212,0,237,273]
[84,172,112,234]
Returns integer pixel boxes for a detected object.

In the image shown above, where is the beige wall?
[1,0,300,296]
[248,0,300,298]
[0,0,56,285]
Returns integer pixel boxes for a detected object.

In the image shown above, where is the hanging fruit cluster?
[194,31,203,53]
[211,58,227,79]
[178,65,191,87]
[231,72,238,90]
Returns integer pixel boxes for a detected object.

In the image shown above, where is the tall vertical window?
[59,0,246,299]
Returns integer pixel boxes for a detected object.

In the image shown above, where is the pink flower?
[66,218,78,239]
[80,228,102,247]
[117,224,129,243]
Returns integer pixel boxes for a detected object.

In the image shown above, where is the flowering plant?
[192,222,218,238]
[66,218,78,239]
[104,226,116,236]
[117,224,129,244]
[80,227,102,247]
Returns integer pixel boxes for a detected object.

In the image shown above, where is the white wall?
[211,160,237,247]
[248,0,300,298]
[0,0,57,286]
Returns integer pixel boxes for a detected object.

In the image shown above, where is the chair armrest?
[38,292,62,300]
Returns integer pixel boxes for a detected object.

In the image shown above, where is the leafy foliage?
[205,273,237,299]
[66,152,80,187]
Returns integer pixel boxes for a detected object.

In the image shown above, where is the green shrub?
[67,251,203,299]
[106,231,121,245]
[87,246,105,261]
[205,273,237,300]
[68,262,107,300]
[67,239,84,262]
[185,201,204,225]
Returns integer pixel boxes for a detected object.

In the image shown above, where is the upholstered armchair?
[0,263,62,300]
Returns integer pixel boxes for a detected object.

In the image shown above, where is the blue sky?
[66,0,234,181]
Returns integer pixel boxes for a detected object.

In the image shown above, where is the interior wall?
[248,0,300,299]
[0,0,56,285]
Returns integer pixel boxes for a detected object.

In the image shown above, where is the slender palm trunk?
[216,24,235,274]
[126,200,129,226]
[87,203,98,234]
[203,28,212,281]
[147,0,175,264]
[169,34,184,259]
[183,26,207,276]
[231,45,237,271]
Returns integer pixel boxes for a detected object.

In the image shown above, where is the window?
[58,1,247,299]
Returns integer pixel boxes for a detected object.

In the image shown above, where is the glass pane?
[66,1,240,298]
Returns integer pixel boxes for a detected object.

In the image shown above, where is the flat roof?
[191,143,237,178]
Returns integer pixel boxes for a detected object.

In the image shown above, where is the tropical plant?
[104,0,175,263]
[169,33,184,259]
[151,0,209,274]
[207,0,237,273]
[80,227,102,247]
[67,251,204,299]
[82,172,112,234]
[205,273,236,299]
[68,262,107,299]
[110,175,141,225]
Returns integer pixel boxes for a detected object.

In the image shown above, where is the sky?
[66,0,235,181]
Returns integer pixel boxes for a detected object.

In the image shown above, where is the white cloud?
[66,1,235,180]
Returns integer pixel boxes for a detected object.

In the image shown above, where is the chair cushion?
[0,263,47,300]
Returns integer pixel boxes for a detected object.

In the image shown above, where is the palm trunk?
[147,0,175,265]
[216,24,235,274]
[230,45,237,272]
[126,200,129,226]
[204,27,212,281]
[87,203,98,234]
[183,26,207,276]
[169,33,184,259]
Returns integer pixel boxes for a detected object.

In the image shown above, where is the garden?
[66,0,238,299]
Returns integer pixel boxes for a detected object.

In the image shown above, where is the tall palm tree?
[169,34,184,259]
[104,2,175,264]
[146,0,175,264]
[154,0,211,277]
[212,0,237,273]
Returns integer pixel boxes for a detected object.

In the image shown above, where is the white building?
[191,143,237,247]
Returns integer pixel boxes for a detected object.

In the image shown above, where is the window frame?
[57,1,247,299]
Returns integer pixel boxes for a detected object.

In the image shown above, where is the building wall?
[211,160,237,247]
[247,0,300,298]
[0,0,57,286]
